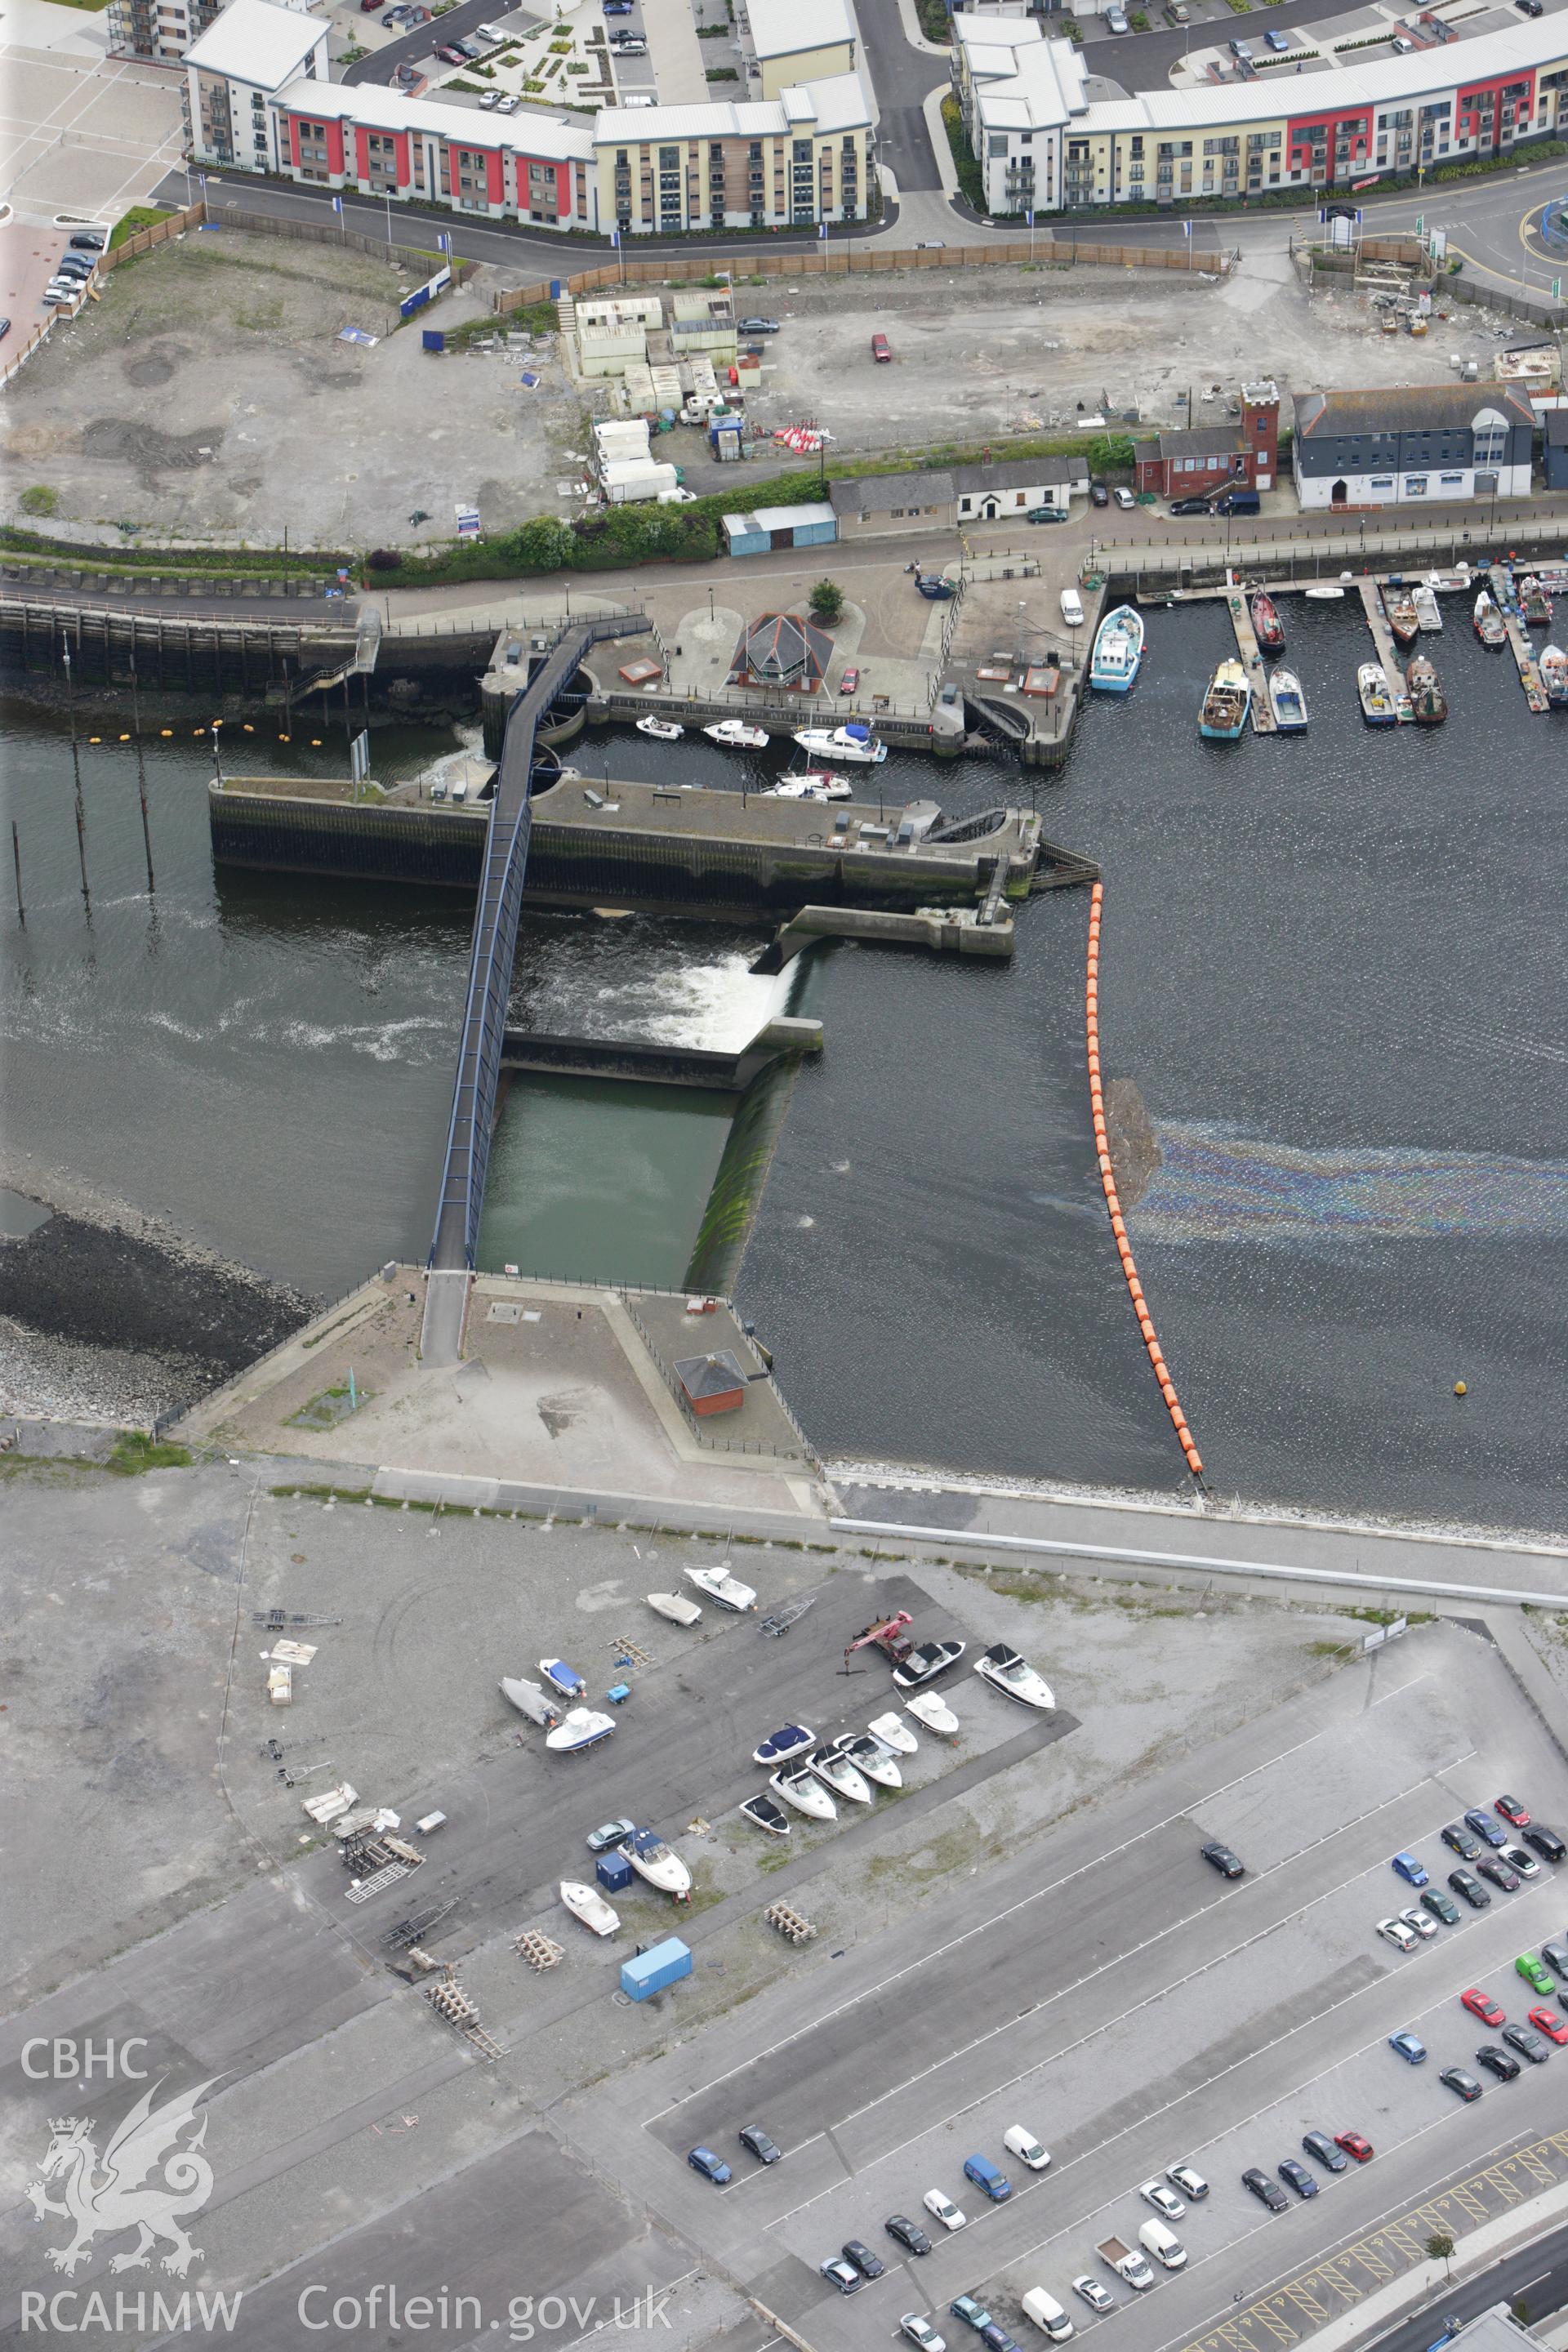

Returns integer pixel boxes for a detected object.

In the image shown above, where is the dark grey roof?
[1293,384,1536,436]
[1149,425,1243,462]
[1544,408,1568,445]
[950,454,1089,496]
[828,470,955,516]
[675,1349,747,1400]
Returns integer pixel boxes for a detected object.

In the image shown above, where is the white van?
[1060,587,1085,628]
[1138,2221,1187,2273]
[621,91,656,105]
[1004,2127,1052,2172]
[1021,2289,1075,2341]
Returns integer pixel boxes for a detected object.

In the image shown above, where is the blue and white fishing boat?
[1089,604,1144,693]
[1267,669,1308,732]
[1199,659,1250,741]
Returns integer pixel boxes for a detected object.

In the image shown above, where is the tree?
[1086,433,1137,477]
[1425,2234,1455,2281]
[808,578,844,625]
[498,514,576,573]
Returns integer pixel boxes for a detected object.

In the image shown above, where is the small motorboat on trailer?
[740,1793,791,1837]
[559,1880,620,1936]
[647,1591,702,1626]
[687,1563,756,1612]
[808,1744,873,1805]
[619,1825,692,1895]
[752,1723,814,1768]
[546,1707,617,1754]
[769,1766,836,1820]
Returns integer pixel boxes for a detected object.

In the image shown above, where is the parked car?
[0,316,10,340]
[886,2216,933,2256]
[1005,2128,1052,2171]
[924,2190,967,2232]
[739,2125,782,2164]
[1060,589,1085,627]
[1334,2132,1374,2163]
[1105,6,1129,27]
[479,87,501,105]
[821,2259,863,2296]
[1170,496,1214,516]
[1442,1823,1483,1860]
[1020,2290,1074,2342]
[496,91,519,109]
[1377,1917,1419,1953]
[1475,2044,1521,2082]
[688,2147,731,2183]
[963,2155,1012,2203]
[1166,2165,1209,2201]
[1401,1909,1437,1941]
[1264,26,1290,47]
[1478,1855,1521,1893]
[1465,1809,1508,1848]
[1527,2007,1568,2044]
[1462,1989,1507,2026]
[1543,1940,1568,1976]
[435,44,467,61]
[1201,1842,1245,1878]
[1495,1794,1531,1828]
[1524,1825,1566,1863]
[904,2322,947,2352]
[1391,1852,1428,1887]
[1279,2158,1318,2198]
[603,0,633,11]
[1501,2024,1550,2065]
[69,231,105,252]
[612,35,647,49]
[1302,2132,1348,2173]
[1388,2032,1427,2064]
[1027,505,1068,523]
[55,256,95,277]
[1089,479,1109,506]
[1139,2181,1184,2221]
[1112,486,1137,509]
[1518,2,1544,18]
[951,2298,992,2332]
[980,2330,1020,2352]
[1228,36,1253,58]
[1449,1868,1490,1909]
[1501,1846,1542,1880]
[1517,1952,1557,1996]
[42,284,78,305]
[839,666,860,693]
[871,332,892,362]
[844,2240,885,2279]
[1071,2280,1115,2314]
[586,1817,635,1851]
[1243,2169,1290,2213]
[1421,1887,1462,1926]
[1440,2066,1483,2101]
[739,317,779,333]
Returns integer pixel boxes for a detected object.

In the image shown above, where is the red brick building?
[1133,381,1280,501]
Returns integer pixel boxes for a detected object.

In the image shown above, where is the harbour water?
[3,586,1566,1532]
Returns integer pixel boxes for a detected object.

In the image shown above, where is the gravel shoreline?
[0,1148,314,1427]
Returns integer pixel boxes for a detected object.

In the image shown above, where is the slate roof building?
[1291,383,1535,508]
[735,612,834,690]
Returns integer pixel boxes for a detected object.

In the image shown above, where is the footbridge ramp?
[422,613,647,1365]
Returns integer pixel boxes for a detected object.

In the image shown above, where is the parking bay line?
[643,1673,1441,2130]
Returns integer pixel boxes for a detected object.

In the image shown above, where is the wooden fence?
[494,234,1235,314]
[96,197,478,289]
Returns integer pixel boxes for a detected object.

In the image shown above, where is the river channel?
[2,586,1565,1533]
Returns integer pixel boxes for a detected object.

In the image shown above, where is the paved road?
[341,0,538,87]
[1379,2221,1568,2347]
[858,0,947,194]
[0,581,354,621]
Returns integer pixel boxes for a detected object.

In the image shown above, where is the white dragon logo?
[26,2078,217,2278]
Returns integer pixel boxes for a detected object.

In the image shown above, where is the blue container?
[421,328,445,353]
[620,1937,693,2002]
[550,278,562,299]
[596,1853,634,1894]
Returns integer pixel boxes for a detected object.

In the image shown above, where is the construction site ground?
[2,238,1526,550]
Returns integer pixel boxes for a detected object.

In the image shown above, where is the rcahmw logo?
[24,2074,219,2281]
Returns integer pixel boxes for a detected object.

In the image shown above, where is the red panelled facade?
[1281,101,1372,182]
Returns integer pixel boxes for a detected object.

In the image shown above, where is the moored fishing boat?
[1520,574,1552,626]
[1412,585,1442,632]
[1473,591,1506,647]
[1089,604,1145,692]
[1404,653,1446,725]
[635,716,684,741]
[1357,662,1396,724]
[1539,644,1568,706]
[1267,668,1307,731]
[1385,589,1420,648]
[1250,590,1285,652]
[792,724,887,765]
[1199,658,1250,740]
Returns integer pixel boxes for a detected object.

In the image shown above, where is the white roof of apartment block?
[969,8,1566,137]
[596,68,869,142]
[746,0,854,62]
[272,77,595,155]
[185,0,325,87]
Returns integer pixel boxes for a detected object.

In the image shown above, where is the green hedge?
[940,96,985,212]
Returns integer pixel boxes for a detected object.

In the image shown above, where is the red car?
[839,666,859,694]
[1528,2007,1568,2044]
[1334,2132,1374,2164]
[1462,1989,1506,2027]
[436,42,467,60]
[1495,1794,1531,1828]
[871,332,891,363]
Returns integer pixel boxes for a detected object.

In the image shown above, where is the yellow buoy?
[1454,1381,1468,1397]
[160,728,173,737]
